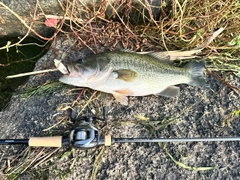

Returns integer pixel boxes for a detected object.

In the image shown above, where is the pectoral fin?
[158,86,180,97]
[112,89,134,105]
[114,69,137,82]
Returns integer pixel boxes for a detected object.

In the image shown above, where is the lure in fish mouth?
[59,50,208,105]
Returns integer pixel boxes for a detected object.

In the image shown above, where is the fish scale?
[109,52,186,76]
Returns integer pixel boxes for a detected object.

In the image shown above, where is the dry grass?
[48,0,239,73]
[57,0,240,53]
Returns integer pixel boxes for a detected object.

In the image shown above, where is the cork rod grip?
[105,135,112,146]
[28,136,62,147]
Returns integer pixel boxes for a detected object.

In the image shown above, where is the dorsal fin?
[120,49,200,61]
[121,49,172,64]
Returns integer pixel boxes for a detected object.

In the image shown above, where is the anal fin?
[158,86,180,97]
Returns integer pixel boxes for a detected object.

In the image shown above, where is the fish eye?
[77,59,83,64]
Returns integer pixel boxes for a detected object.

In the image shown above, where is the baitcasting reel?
[69,116,103,149]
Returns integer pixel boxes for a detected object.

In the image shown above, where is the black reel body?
[69,121,100,149]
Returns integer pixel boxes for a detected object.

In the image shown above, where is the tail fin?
[187,61,209,88]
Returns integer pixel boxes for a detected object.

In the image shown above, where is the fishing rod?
[1,113,240,150]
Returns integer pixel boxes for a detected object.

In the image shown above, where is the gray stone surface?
[0,0,169,38]
[0,36,239,179]
[0,0,63,37]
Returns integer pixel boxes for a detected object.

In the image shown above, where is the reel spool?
[69,122,101,149]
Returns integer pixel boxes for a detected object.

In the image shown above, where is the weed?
[19,81,67,100]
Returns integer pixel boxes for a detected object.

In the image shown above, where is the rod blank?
[0,139,29,145]
[113,137,240,143]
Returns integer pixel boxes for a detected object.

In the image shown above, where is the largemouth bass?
[59,51,208,105]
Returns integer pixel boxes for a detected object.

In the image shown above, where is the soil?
[0,36,239,180]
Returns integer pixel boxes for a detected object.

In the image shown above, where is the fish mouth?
[66,63,84,77]
[65,65,70,74]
